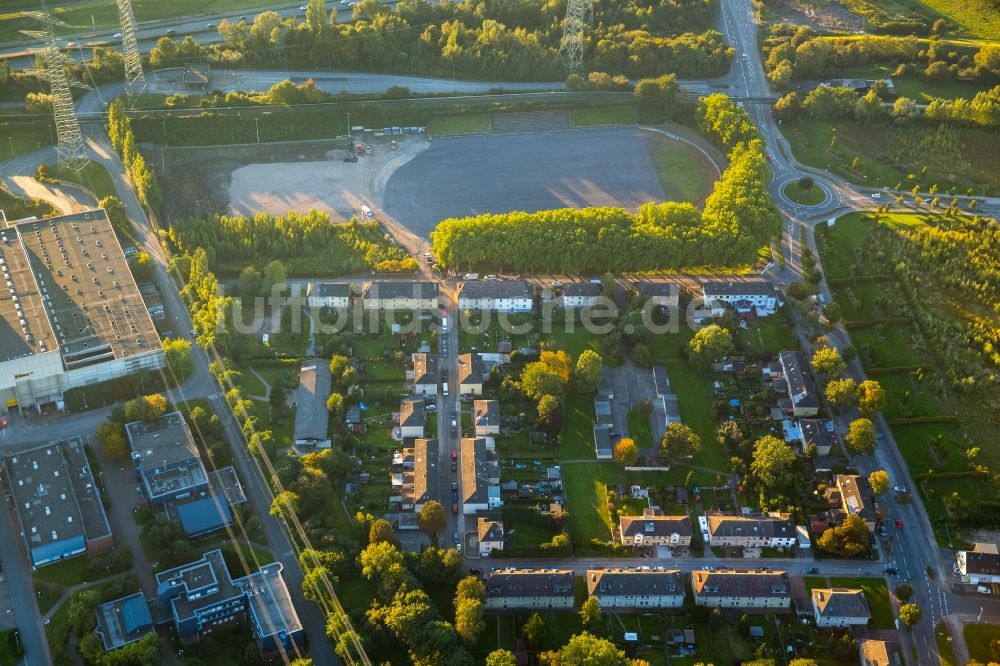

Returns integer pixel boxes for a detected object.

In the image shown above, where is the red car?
[451,450,458,461]
[895,519,903,529]
[452,503,459,514]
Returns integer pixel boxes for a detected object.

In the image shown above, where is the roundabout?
[779,176,831,208]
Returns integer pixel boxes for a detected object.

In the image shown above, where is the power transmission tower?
[116,0,147,98]
[558,0,593,74]
[21,11,87,170]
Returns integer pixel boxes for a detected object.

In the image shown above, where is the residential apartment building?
[394,438,439,512]
[956,543,1000,584]
[691,569,792,610]
[399,399,426,439]
[778,350,819,417]
[561,282,601,310]
[477,517,504,557]
[704,512,797,549]
[458,353,485,395]
[484,569,574,610]
[811,588,871,627]
[363,281,439,310]
[619,508,692,548]
[702,280,779,317]
[460,437,501,514]
[458,280,533,313]
[473,399,500,436]
[587,569,685,609]
[833,474,878,532]
[306,282,350,309]
[411,352,439,396]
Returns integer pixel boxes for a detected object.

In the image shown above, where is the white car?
[893,485,907,494]
[871,193,882,200]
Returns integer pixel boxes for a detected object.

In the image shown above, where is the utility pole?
[21,8,87,171]
[558,0,593,74]
[116,0,147,101]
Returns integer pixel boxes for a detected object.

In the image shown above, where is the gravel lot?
[382,127,666,238]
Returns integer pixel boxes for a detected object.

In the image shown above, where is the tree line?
[166,211,412,276]
[107,98,162,211]
[144,0,727,82]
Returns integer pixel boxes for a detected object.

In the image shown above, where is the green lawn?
[0,0,282,41]
[918,0,1000,40]
[646,135,716,204]
[33,557,95,587]
[0,120,53,158]
[963,623,1000,664]
[662,361,728,471]
[0,629,23,665]
[827,577,894,630]
[570,104,637,127]
[627,409,653,450]
[34,581,62,616]
[559,392,598,461]
[782,181,825,205]
[563,461,618,550]
[44,160,118,200]
[428,113,492,137]
[836,65,986,101]
[936,621,958,666]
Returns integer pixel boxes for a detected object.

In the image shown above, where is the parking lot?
[382,127,667,238]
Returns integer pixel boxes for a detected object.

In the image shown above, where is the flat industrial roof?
[293,359,331,443]
[9,211,160,368]
[126,411,207,500]
[239,563,303,640]
[0,223,57,362]
[5,437,111,557]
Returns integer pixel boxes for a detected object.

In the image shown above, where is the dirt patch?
[764,0,869,31]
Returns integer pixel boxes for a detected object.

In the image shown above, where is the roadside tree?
[660,423,702,462]
[845,418,877,455]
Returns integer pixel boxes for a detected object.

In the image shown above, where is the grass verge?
[428,113,492,137]
[646,135,715,204]
[570,104,637,127]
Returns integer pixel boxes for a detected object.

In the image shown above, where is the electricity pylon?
[116,0,147,99]
[558,0,593,74]
[21,11,87,171]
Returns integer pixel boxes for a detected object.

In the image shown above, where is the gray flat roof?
[702,280,775,298]
[294,359,331,443]
[126,411,207,500]
[0,223,57,362]
[459,279,532,300]
[156,549,240,624]
[364,281,439,301]
[5,437,111,558]
[10,211,160,366]
[95,592,153,651]
[238,563,303,640]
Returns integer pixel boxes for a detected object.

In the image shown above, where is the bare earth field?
[227,139,429,219]
[381,127,667,238]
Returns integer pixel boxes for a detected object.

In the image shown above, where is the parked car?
[452,503,459,514]
[878,525,888,538]
[452,532,460,544]
[805,567,818,574]
[895,519,903,529]
[451,489,459,502]
[452,450,458,461]
[450,461,457,472]
[893,485,907,494]
[885,566,898,575]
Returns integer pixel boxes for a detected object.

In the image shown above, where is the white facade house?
[957,543,1000,584]
[461,437,501,515]
[812,588,871,628]
[306,283,351,309]
[411,353,439,397]
[587,569,685,609]
[619,509,692,548]
[473,400,500,436]
[705,512,797,549]
[477,518,504,557]
[363,281,439,310]
[484,569,574,610]
[691,570,792,610]
[458,353,485,395]
[702,280,779,317]
[458,280,533,313]
[561,282,602,309]
[399,400,426,439]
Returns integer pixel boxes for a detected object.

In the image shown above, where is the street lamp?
[255,117,261,144]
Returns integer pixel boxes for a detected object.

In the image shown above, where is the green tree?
[717,420,744,449]
[358,540,412,602]
[857,379,886,416]
[522,613,548,649]
[614,438,639,466]
[326,392,345,421]
[575,349,603,393]
[750,435,797,489]
[773,91,801,120]
[811,346,845,376]
[123,393,168,422]
[580,596,602,629]
[99,195,128,236]
[688,324,733,368]
[537,394,564,431]
[895,583,913,601]
[369,518,398,546]
[845,418,877,455]
[899,602,922,627]
[545,632,645,666]
[660,422,702,462]
[418,500,447,541]
[96,420,129,459]
[163,337,193,379]
[634,73,680,120]
[868,469,890,494]
[817,514,869,557]
[455,576,486,647]
[486,650,518,666]
[825,377,858,410]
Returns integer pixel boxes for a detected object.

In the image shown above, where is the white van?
[361,204,374,217]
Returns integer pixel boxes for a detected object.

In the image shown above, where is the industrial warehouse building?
[4,437,113,568]
[0,210,163,414]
